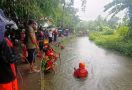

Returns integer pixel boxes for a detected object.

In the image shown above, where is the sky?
[73,0,125,21]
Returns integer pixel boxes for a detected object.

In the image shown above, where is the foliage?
[104,0,132,37]
[89,25,132,56]
[115,26,129,36]
[75,15,118,32]
[101,30,114,35]
[0,0,81,28]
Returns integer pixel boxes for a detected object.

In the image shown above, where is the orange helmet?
[79,62,85,69]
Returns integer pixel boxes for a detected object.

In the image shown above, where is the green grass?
[89,26,132,56]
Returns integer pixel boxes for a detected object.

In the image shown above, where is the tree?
[0,0,60,20]
[107,16,120,29]
[104,0,132,37]
[0,0,85,29]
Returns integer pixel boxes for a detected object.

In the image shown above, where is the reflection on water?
[43,37,132,90]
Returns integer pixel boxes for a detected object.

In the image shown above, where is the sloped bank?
[89,26,132,56]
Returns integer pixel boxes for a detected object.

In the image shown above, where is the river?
[43,37,132,90]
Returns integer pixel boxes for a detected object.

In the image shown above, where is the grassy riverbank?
[89,26,132,56]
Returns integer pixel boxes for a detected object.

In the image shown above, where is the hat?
[79,62,85,69]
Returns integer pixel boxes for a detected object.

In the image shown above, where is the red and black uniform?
[0,38,18,90]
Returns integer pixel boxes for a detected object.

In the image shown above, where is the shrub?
[89,26,132,56]
[115,26,128,36]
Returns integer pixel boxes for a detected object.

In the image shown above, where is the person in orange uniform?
[74,62,88,78]
[0,21,18,90]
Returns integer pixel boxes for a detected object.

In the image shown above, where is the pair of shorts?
[27,49,35,64]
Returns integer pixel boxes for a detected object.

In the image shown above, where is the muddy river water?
[43,37,132,90]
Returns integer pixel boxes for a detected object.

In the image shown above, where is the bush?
[115,26,128,36]
[101,30,114,35]
[89,26,132,56]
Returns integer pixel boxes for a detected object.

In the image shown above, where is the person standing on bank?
[25,20,39,73]
[53,28,58,42]
[0,9,19,90]
[48,29,53,44]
